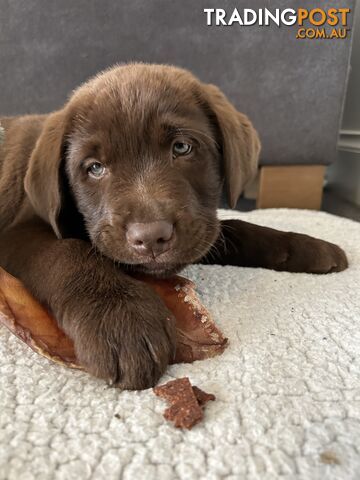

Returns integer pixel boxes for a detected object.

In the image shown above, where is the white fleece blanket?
[1,209,359,480]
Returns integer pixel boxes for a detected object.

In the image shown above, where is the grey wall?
[0,0,355,166]
[329,2,360,206]
[342,1,360,132]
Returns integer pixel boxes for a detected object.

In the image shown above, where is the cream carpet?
[1,209,359,480]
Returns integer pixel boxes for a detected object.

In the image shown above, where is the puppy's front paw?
[65,281,176,390]
[275,233,348,273]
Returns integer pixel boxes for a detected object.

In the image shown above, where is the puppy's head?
[25,63,260,277]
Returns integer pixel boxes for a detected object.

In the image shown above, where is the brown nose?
[126,221,174,257]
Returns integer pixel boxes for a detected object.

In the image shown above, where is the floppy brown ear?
[202,84,261,208]
[24,110,70,238]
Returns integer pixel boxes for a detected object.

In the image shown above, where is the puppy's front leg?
[0,220,176,389]
[200,219,348,273]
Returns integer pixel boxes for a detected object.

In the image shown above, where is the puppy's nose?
[126,221,174,257]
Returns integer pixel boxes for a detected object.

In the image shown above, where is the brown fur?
[0,63,347,389]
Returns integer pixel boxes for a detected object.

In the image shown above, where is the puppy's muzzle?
[126,221,174,258]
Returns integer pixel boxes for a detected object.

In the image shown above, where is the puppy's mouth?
[123,260,185,279]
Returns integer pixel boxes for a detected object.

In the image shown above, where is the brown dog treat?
[0,267,227,370]
[163,403,203,429]
[154,377,203,429]
[192,385,216,406]
[153,377,215,429]
[0,267,79,368]
[153,377,193,401]
[136,275,228,364]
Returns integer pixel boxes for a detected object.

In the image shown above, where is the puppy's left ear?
[201,84,261,208]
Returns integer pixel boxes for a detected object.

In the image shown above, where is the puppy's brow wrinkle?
[177,128,219,148]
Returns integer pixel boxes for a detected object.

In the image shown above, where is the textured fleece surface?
[1,209,359,480]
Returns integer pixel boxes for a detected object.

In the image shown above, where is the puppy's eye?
[87,161,106,178]
[172,142,192,157]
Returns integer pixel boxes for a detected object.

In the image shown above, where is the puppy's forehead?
[74,66,205,130]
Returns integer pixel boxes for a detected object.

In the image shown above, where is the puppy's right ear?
[24,110,71,238]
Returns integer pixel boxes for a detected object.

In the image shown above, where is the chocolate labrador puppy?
[0,63,347,389]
